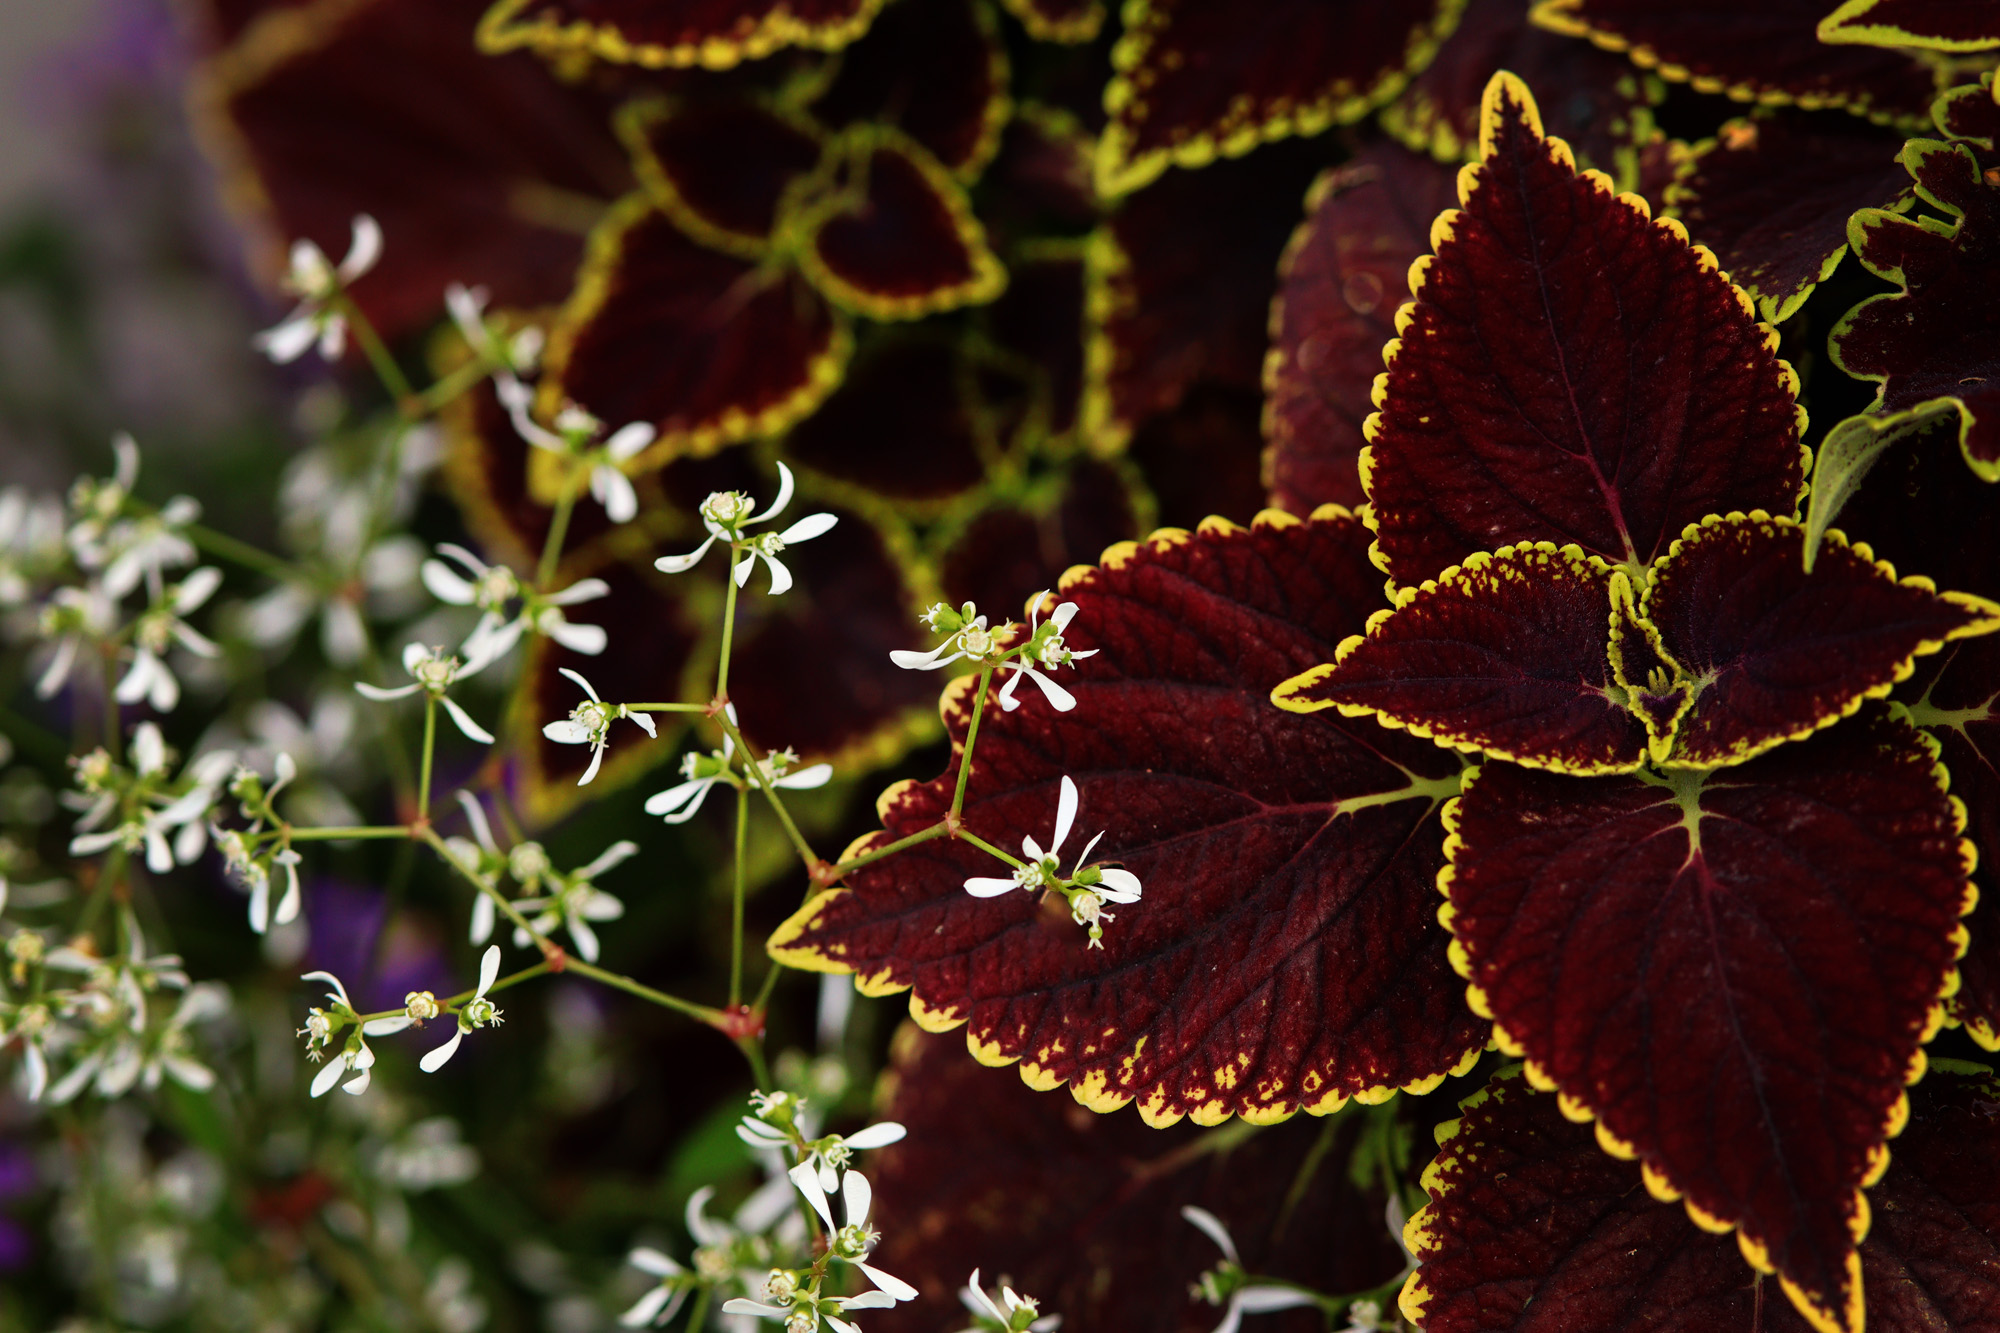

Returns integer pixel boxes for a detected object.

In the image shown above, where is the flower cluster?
[654,463,837,595]
[252,214,382,363]
[964,776,1142,948]
[894,592,1096,713]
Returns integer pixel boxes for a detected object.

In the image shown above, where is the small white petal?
[858,1261,917,1303]
[419,1029,464,1072]
[254,314,320,363]
[789,1159,836,1231]
[1234,1288,1317,1314]
[1051,776,1079,858]
[547,577,610,606]
[777,511,837,545]
[604,421,656,462]
[629,1247,683,1278]
[618,1285,672,1329]
[355,680,421,701]
[543,719,593,744]
[470,892,495,944]
[774,762,832,790]
[340,214,383,280]
[1181,1206,1240,1265]
[441,696,495,744]
[644,777,709,816]
[652,534,716,574]
[578,840,639,878]
[362,1015,413,1036]
[310,1057,346,1098]
[558,666,601,701]
[548,619,607,655]
[627,710,657,737]
[734,551,757,589]
[1097,868,1143,901]
[421,559,478,604]
[842,1121,906,1150]
[567,910,601,962]
[753,462,795,523]
[576,742,605,787]
[595,466,639,524]
[964,877,1019,897]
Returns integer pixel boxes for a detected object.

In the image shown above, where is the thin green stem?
[186,522,301,585]
[959,829,1024,869]
[829,822,947,879]
[713,713,817,869]
[731,784,748,1008]
[418,695,437,822]
[737,1035,770,1090]
[339,296,416,405]
[717,547,743,699]
[752,959,783,1014]
[535,465,583,590]
[284,825,412,842]
[951,666,995,818]
[76,848,127,941]
[411,359,490,417]
[622,702,709,713]
[564,958,724,1025]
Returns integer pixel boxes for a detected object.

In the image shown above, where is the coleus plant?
[184,0,2000,1330]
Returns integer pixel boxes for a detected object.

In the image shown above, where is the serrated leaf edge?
[475,0,887,70]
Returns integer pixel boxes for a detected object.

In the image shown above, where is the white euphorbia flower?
[444,282,543,382]
[995,594,1095,714]
[67,727,235,874]
[1181,1207,1318,1333]
[421,542,609,664]
[959,1269,1061,1333]
[619,1247,691,1327]
[963,775,1142,947]
[299,969,412,1097]
[653,463,837,596]
[723,1284,901,1333]
[502,393,656,524]
[355,642,495,743]
[512,840,636,964]
[541,667,656,786]
[647,729,831,825]
[2,1000,56,1101]
[892,601,997,671]
[787,1165,916,1303]
[420,945,504,1072]
[451,792,510,945]
[737,1109,906,1193]
[35,582,117,698]
[253,214,383,363]
[116,566,224,713]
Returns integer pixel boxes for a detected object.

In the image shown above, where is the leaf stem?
[950,666,995,818]
[958,829,1023,869]
[185,522,301,585]
[731,784,748,1008]
[420,826,556,955]
[564,958,725,1025]
[713,713,818,870]
[285,825,412,842]
[717,547,742,699]
[535,465,582,590]
[339,295,416,406]
[623,702,710,713]
[829,823,948,879]
[418,695,437,822]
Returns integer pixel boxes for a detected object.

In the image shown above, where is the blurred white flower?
[503,395,655,524]
[423,542,608,663]
[116,567,223,713]
[959,1269,1060,1333]
[619,1248,690,1328]
[253,215,383,363]
[512,842,634,964]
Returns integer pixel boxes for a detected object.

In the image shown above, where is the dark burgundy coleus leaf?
[1669,110,1913,322]
[1362,72,1805,590]
[983,105,1100,242]
[1264,143,1458,515]
[620,97,824,256]
[769,510,1488,1125]
[796,132,1007,318]
[1093,0,1463,196]
[190,0,313,46]
[1382,0,1661,188]
[1529,0,1940,122]
[807,0,1009,177]
[934,458,1140,615]
[1442,707,1975,1333]
[784,333,989,505]
[867,1025,1407,1333]
[1272,543,1649,776]
[994,0,1102,43]
[198,0,633,343]
[1403,1065,2000,1333]
[1128,385,1270,529]
[1904,639,2000,1052]
[1637,512,1999,768]
[983,250,1088,446]
[1086,142,1324,451]
[474,0,883,69]
[1935,74,2000,157]
[1819,0,2000,51]
[539,199,850,463]
[1833,138,2000,480]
